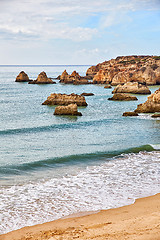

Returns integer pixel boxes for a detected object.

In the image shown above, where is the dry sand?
[1,194,160,240]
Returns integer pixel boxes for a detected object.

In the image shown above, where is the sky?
[0,0,160,65]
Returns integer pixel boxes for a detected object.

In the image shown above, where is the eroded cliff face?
[86,56,160,85]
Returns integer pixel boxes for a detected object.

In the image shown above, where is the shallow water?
[0,65,160,234]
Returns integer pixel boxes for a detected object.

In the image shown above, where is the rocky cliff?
[86,55,160,85]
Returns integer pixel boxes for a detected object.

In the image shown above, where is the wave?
[0,144,157,176]
[0,118,117,136]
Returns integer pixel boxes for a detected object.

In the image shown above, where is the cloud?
[0,0,159,43]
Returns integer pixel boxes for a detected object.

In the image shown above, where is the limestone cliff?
[86,56,160,85]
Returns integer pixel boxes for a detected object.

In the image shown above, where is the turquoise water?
[0,65,160,234]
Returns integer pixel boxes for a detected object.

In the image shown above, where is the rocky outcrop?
[135,88,160,113]
[60,70,69,81]
[112,82,151,94]
[54,104,82,116]
[81,93,94,96]
[86,56,160,85]
[15,71,31,82]
[42,93,87,106]
[104,85,112,89]
[108,93,138,101]
[59,70,90,84]
[123,112,139,116]
[29,71,56,84]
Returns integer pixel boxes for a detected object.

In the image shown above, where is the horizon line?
[0,64,93,67]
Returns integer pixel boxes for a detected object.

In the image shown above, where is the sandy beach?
[1,193,160,240]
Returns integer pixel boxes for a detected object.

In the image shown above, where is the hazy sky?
[0,0,160,65]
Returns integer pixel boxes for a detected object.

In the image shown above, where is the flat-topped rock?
[54,104,82,116]
[15,71,31,82]
[123,112,139,116]
[108,93,138,101]
[42,93,87,106]
[112,82,151,94]
[29,71,56,84]
[135,88,160,113]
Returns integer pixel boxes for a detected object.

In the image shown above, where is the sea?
[0,65,160,234]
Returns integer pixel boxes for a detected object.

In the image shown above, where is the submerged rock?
[54,104,82,116]
[122,112,139,116]
[108,93,138,101]
[15,71,31,82]
[135,88,160,113]
[42,93,87,106]
[29,71,56,84]
[112,82,151,94]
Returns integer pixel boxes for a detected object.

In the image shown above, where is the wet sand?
[1,193,160,240]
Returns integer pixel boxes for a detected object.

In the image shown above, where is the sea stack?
[29,71,56,84]
[15,71,31,82]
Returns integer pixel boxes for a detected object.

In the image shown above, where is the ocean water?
[0,65,160,234]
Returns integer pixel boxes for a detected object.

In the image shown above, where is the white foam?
[0,151,160,234]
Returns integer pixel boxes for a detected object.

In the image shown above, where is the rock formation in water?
[151,113,160,118]
[108,93,138,101]
[29,72,56,84]
[122,112,139,116]
[81,93,94,96]
[135,88,160,113]
[104,85,112,89]
[42,93,87,106]
[54,104,82,116]
[59,70,90,84]
[86,55,160,85]
[15,71,31,82]
[112,82,151,94]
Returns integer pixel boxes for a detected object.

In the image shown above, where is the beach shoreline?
[1,193,160,240]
